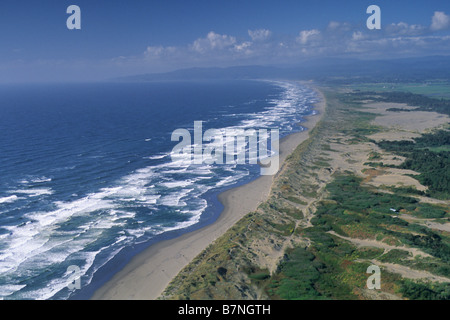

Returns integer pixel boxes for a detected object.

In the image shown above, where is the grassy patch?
[247,268,271,281]
[285,196,308,206]
[398,279,450,300]
[312,172,450,267]
[377,131,450,200]
[379,249,411,263]
[266,247,328,300]
[351,247,384,260]
[412,204,448,219]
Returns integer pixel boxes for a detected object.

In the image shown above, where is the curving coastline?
[91,84,326,300]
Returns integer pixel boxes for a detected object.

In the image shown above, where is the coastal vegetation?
[348,81,450,100]
[161,85,450,301]
[350,90,450,116]
[376,130,450,199]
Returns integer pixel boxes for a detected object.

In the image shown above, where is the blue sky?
[1,0,449,82]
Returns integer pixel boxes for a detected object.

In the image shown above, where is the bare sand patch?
[372,261,450,283]
[369,131,421,142]
[362,102,449,195]
[375,153,406,166]
[328,231,432,259]
[424,221,450,233]
[358,288,402,300]
[326,141,373,176]
[368,168,427,192]
[364,102,449,133]
[399,214,450,233]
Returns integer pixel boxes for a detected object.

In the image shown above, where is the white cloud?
[352,31,365,41]
[431,11,450,31]
[143,46,179,62]
[344,34,450,58]
[386,22,427,36]
[191,32,237,53]
[234,41,253,54]
[327,21,341,30]
[248,29,272,41]
[327,21,351,32]
[145,46,165,57]
[296,29,321,44]
[110,16,450,75]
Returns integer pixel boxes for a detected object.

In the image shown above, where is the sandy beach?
[91,84,326,300]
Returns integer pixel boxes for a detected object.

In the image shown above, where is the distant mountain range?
[115,56,450,83]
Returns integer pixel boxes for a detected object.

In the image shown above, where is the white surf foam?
[0,284,27,299]
[0,195,19,204]
[161,180,194,189]
[0,80,317,300]
[12,188,53,197]
[19,176,52,184]
[144,154,167,160]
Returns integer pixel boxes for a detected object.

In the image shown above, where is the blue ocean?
[0,80,317,300]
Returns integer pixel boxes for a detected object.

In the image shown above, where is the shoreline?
[91,84,326,300]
